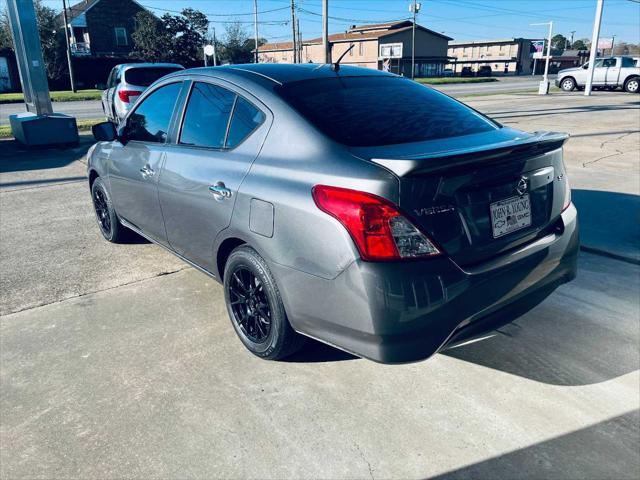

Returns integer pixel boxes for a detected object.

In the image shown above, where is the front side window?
[180,82,235,148]
[277,76,497,147]
[126,82,182,143]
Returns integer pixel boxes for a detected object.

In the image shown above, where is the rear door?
[159,80,269,272]
[108,81,184,245]
[604,58,621,85]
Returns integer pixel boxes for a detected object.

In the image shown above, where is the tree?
[131,8,209,66]
[218,21,266,65]
[572,39,588,51]
[551,34,568,55]
[0,1,67,82]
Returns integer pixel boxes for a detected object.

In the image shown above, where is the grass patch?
[0,117,103,139]
[0,89,102,104]
[416,77,499,85]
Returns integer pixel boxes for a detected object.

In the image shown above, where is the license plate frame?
[489,194,532,238]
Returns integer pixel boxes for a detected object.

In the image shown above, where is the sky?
[40,0,640,44]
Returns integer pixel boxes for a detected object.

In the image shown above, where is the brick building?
[258,21,452,77]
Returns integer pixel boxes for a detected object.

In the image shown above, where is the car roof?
[173,63,396,86]
[119,63,184,70]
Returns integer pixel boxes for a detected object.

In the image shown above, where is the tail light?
[117,90,139,103]
[312,185,440,261]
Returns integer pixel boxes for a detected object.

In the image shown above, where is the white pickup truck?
[556,56,640,93]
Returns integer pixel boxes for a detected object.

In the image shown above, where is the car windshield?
[125,67,182,87]
[277,76,497,147]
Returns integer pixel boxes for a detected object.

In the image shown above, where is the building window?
[359,42,363,56]
[114,27,128,46]
[349,43,354,56]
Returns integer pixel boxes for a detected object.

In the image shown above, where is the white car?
[100,63,184,122]
[555,56,639,93]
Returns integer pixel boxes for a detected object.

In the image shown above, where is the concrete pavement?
[1,90,639,479]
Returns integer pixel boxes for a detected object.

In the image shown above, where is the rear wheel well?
[216,238,246,279]
[88,169,99,188]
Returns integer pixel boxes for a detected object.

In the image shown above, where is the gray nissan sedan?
[88,64,579,363]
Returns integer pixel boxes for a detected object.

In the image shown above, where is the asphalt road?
[1,91,639,479]
[0,75,551,126]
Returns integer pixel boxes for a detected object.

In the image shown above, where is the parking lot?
[1,91,639,479]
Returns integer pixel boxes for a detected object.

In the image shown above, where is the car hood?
[558,67,582,75]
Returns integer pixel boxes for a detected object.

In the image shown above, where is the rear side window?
[277,76,498,147]
[621,57,635,68]
[125,67,182,87]
[126,82,182,143]
[179,82,264,149]
[180,83,235,148]
[226,97,265,148]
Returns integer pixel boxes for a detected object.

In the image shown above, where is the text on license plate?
[489,194,531,238]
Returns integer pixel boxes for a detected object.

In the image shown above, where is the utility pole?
[570,30,576,48]
[531,21,553,94]
[213,26,218,66]
[297,17,302,62]
[253,0,259,63]
[61,0,77,92]
[410,1,421,79]
[290,0,297,63]
[610,34,616,55]
[322,0,329,64]
[585,0,604,96]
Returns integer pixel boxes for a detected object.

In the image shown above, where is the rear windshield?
[125,67,182,87]
[277,76,497,147]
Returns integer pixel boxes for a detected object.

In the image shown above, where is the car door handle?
[209,182,232,199]
[140,165,155,178]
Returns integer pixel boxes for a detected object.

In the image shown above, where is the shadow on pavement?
[572,189,640,264]
[284,338,358,363]
[0,137,93,173]
[432,410,640,480]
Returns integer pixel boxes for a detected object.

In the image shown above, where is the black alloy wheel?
[93,186,112,237]
[229,267,272,343]
[223,245,306,360]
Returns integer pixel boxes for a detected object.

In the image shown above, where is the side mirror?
[92,121,117,142]
[582,64,588,69]
[96,82,107,90]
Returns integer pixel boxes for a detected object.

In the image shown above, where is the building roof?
[66,0,102,20]
[259,20,452,52]
[449,38,530,47]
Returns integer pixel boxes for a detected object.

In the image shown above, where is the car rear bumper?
[272,203,579,363]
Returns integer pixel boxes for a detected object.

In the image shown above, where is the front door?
[592,59,608,85]
[159,80,268,272]
[109,81,183,245]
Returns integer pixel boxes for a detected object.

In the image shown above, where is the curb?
[580,245,640,266]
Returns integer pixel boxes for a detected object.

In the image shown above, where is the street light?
[531,21,553,95]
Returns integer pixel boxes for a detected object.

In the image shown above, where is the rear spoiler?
[371,131,569,177]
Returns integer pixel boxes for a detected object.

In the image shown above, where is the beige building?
[258,21,452,77]
[448,38,535,75]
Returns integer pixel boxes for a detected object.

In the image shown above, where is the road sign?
[532,40,545,59]
[204,44,215,56]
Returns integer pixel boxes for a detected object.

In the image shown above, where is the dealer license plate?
[490,194,532,238]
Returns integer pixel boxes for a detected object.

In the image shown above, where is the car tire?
[560,77,576,91]
[224,245,306,360]
[91,177,129,243]
[624,77,639,94]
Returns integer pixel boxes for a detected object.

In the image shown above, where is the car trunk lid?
[350,129,570,266]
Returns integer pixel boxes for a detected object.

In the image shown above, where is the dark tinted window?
[180,82,235,148]
[125,67,182,87]
[226,97,265,148]
[277,76,498,146]
[127,82,181,143]
[621,57,635,68]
